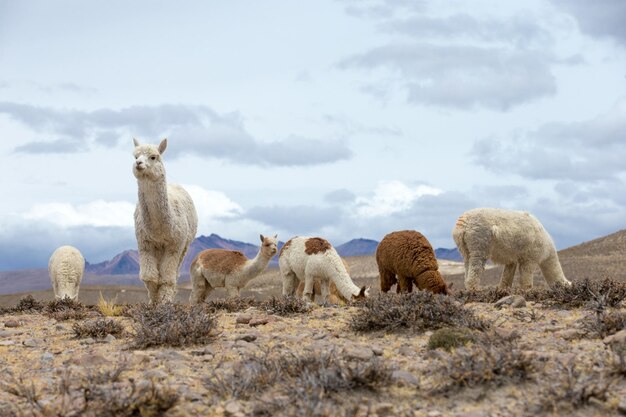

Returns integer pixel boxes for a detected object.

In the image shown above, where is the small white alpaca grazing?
[133,138,198,304]
[279,236,369,304]
[189,234,278,303]
[452,207,571,290]
[48,245,85,300]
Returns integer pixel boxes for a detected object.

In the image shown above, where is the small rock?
[155,350,187,361]
[190,347,215,356]
[81,338,95,345]
[355,404,369,417]
[372,346,384,356]
[373,402,394,415]
[494,295,526,308]
[0,330,21,337]
[4,320,19,328]
[312,333,327,340]
[70,354,111,367]
[391,370,419,387]
[494,328,520,341]
[557,329,582,341]
[427,411,442,417]
[397,345,414,356]
[236,314,252,324]
[249,317,270,327]
[41,352,54,361]
[225,400,242,415]
[344,346,374,361]
[104,334,116,343]
[23,338,42,347]
[236,334,257,343]
[604,329,626,345]
[618,398,626,415]
[0,340,15,346]
[144,369,168,380]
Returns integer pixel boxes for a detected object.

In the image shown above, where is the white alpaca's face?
[260,234,278,257]
[132,139,167,180]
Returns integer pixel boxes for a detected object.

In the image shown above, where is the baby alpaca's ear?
[133,138,140,147]
[158,138,168,154]
[260,234,265,242]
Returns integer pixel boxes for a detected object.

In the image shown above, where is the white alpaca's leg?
[302,273,315,302]
[157,250,181,303]
[465,255,487,290]
[139,246,160,303]
[190,272,211,305]
[319,279,330,305]
[498,263,517,289]
[282,270,298,296]
[226,285,239,298]
[518,261,534,290]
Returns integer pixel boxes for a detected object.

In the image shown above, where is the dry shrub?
[2,361,178,417]
[350,291,490,334]
[45,298,91,321]
[526,278,626,309]
[536,357,614,413]
[432,333,533,392]
[259,295,311,316]
[13,295,44,313]
[129,303,219,349]
[203,297,257,313]
[580,310,626,339]
[72,318,124,340]
[204,350,391,416]
[454,287,513,304]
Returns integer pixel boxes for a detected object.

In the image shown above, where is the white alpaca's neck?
[137,177,172,229]
[326,260,360,300]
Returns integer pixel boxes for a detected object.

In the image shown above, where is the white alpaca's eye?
[150,156,157,161]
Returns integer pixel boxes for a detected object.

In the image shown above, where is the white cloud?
[183,184,244,233]
[23,200,135,228]
[355,180,442,217]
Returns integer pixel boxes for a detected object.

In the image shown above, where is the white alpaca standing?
[452,207,571,290]
[189,234,278,304]
[133,138,198,304]
[48,245,85,300]
[279,236,369,304]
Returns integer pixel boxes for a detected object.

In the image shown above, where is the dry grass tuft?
[259,295,312,316]
[45,298,90,321]
[72,318,124,340]
[580,310,626,339]
[427,327,477,351]
[203,297,257,313]
[97,292,126,317]
[129,303,219,349]
[204,350,392,415]
[350,291,490,334]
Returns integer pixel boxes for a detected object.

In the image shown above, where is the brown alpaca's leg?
[397,276,413,294]
[379,268,396,293]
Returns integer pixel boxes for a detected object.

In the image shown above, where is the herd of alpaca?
[47,138,572,303]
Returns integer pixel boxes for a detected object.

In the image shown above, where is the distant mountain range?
[85,234,462,276]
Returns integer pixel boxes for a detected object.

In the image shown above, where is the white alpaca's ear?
[133,138,140,147]
[260,234,265,242]
[158,138,168,154]
[274,234,277,238]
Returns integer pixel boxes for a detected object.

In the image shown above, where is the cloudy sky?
[1,0,625,270]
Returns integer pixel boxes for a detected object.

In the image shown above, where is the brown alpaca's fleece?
[295,258,351,304]
[376,230,449,295]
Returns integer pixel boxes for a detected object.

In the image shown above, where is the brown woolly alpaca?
[295,258,351,304]
[376,230,449,295]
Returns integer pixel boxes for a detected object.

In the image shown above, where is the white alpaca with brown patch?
[279,236,369,304]
[189,234,278,304]
[48,245,85,300]
[133,138,198,304]
[452,207,571,290]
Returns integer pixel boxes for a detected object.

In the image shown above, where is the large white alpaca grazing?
[133,138,198,304]
[279,236,369,304]
[48,245,85,300]
[452,207,571,290]
[189,234,278,304]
